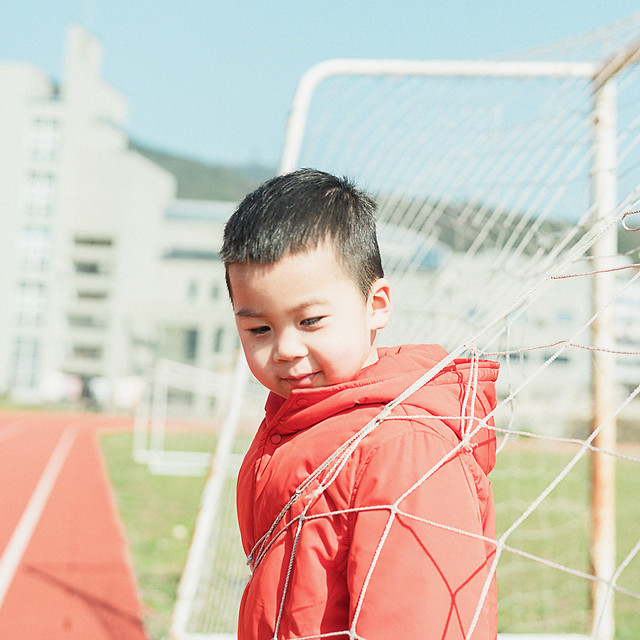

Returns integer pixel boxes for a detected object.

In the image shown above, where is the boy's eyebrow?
[235,299,330,318]
[235,308,264,318]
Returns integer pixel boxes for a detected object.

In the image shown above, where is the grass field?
[101,432,639,640]
[101,432,209,640]
[492,443,640,638]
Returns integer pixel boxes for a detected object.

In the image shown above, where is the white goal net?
[171,15,640,640]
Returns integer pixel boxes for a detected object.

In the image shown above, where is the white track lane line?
[0,427,77,611]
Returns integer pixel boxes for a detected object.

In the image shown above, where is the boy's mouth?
[283,373,318,389]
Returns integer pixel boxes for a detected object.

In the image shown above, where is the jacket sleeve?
[346,425,497,639]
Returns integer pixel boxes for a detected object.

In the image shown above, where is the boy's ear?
[368,278,392,331]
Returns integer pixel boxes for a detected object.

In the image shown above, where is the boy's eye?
[249,325,270,336]
[300,316,324,328]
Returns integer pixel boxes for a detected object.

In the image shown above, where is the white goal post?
[279,58,623,640]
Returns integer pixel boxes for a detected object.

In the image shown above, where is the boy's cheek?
[242,344,270,371]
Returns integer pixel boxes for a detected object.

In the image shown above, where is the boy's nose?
[273,330,307,361]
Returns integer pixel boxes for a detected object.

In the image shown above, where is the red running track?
[0,410,148,640]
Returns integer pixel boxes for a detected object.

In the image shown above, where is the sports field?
[0,410,148,640]
[1,412,636,639]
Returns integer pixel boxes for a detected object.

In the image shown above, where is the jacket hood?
[263,344,500,475]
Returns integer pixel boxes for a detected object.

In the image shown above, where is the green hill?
[129,140,275,201]
[128,141,639,259]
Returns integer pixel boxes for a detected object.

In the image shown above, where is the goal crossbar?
[281,58,598,174]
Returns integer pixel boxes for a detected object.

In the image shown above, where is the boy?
[222,169,499,640]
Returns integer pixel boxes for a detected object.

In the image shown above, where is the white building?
[154,198,237,371]
[0,25,237,408]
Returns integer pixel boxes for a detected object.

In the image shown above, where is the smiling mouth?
[283,373,317,389]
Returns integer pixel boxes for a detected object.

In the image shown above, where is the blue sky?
[2,2,639,167]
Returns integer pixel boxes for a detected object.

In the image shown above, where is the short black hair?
[222,168,384,299]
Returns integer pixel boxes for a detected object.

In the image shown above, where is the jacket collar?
[262,344,499,475]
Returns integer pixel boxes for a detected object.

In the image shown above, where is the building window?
[74,236,113,247]
[211,282,221,300]
[213,326,225,353]
[159,326,200,363]
[68,314,106,329]
[73,344,103,360]
[13,338,40,389]
[19,227,51,271]
[25,172,57,216]
[75,261,100,274]
[16,282,46,326]
[29,118,61,162]
[188,280,198,300]
[185,329,199,362]
[74,261,110,275]
[77,290,108,301]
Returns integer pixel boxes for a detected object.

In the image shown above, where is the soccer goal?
[171,15,640,640]
[132,358,232,476]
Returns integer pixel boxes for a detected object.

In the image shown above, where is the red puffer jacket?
[236,344,499,640]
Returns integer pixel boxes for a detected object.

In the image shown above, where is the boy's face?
[228,242,391,398]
